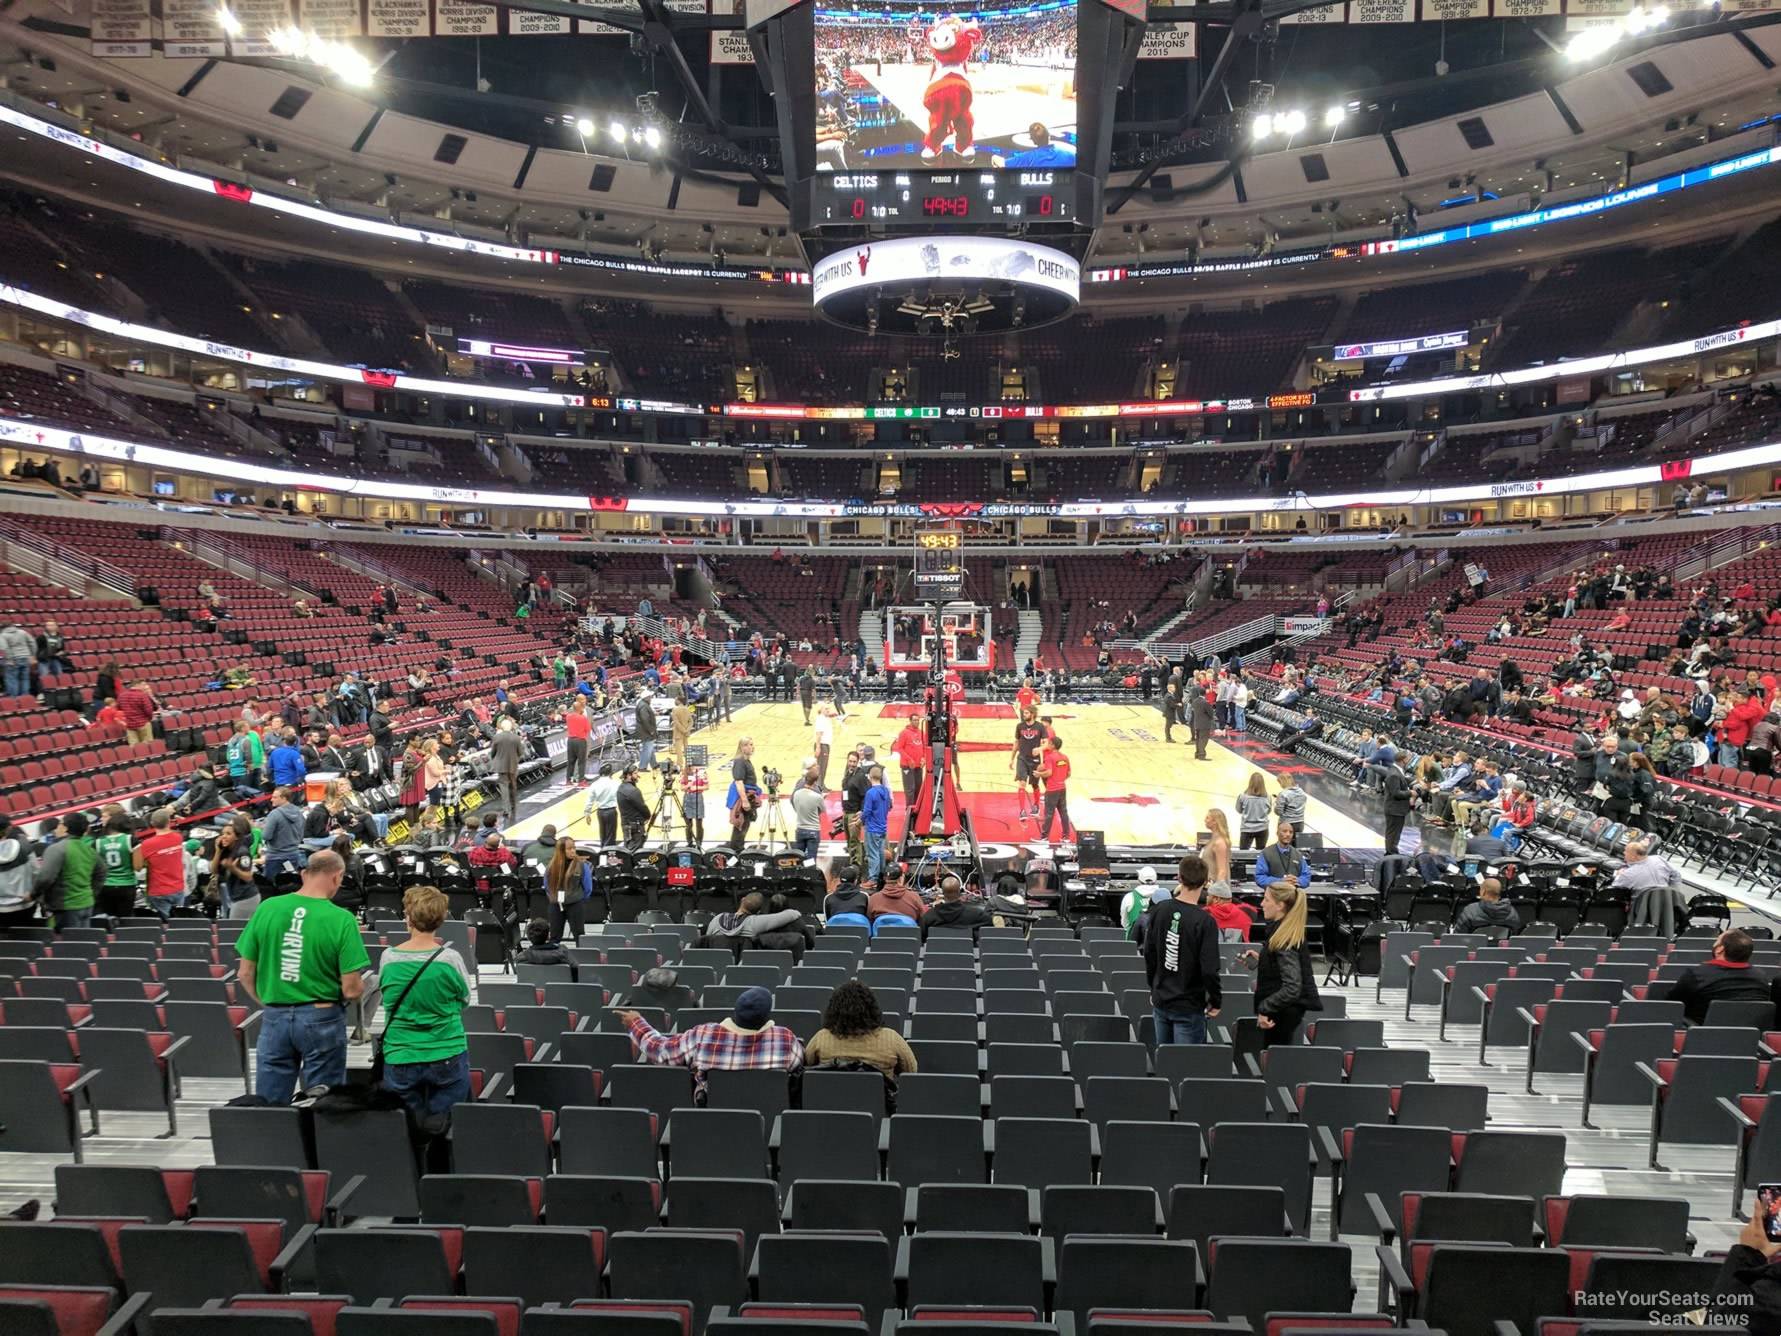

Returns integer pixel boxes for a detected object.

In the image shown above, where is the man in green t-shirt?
[235,850,370,1102]
[34,813,97,933]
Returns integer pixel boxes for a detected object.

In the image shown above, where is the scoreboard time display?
[814,171,1075,227]
[913,523,967,600]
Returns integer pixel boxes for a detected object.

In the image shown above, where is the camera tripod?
[650,773,694,851]
[755,782,787,853]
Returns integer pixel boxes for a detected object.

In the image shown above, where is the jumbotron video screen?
[813,0,1079,172]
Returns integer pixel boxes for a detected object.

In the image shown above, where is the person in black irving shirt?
[1140,853,1222,1045]
[616,765,652,850]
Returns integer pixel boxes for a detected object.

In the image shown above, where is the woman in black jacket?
[1243,882,1322,1047]
[1600,753,1636,823]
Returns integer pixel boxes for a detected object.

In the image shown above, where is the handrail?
[0,516,136,597]
[159,526,308,598]
[321,544,439,598]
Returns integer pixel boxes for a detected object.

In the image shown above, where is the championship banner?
[1492,0,1561,15]
[298,0,366,38]
[710,0,756,63]
[511,8,572,33]
[91,0,152,56]
[1137,0,1197,57]
[226,0,299,56]
[162,0,228,56]
[1278,3,1343,21]
[1349,0,1415,21]
[368,0,431,37]
[1562,0,1633,12]
[1420,0,1488,16]
[434,0,499,35]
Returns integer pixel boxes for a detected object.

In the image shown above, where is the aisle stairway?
[858,609,885,667]
[1015,609,1044,672]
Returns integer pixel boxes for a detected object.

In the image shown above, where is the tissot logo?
[857,247,872,277]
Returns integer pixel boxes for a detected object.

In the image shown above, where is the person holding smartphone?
[1240,882,1322,1047]
[1705,1185,1781,1331]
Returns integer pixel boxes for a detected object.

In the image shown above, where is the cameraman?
[728,737,761,853]
[840,748,870,867]
[791,759,825,862]
[634,691,660,771]
[617,765,652,850]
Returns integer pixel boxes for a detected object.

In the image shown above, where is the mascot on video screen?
[921,14,984,161]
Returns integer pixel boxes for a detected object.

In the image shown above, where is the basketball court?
[847,63,1077,149]
[505,698,1384,857]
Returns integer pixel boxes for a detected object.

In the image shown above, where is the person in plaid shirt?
[615,986,803,1101]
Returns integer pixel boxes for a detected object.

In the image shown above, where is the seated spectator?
[514,917,573,972]
[868,863,928,921]
[615,986,803,1103]
[804,979,919,1078]
[823,863,871,920]
[1669,928,1775,1026]
[623,966,699,1020]
[467,831,517,877]
[706,891,805,948]
[922,874,989,938]
[1253,822,1311,891]
[1454,876,1519,935]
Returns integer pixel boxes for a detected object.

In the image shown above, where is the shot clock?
[913,523,967,601]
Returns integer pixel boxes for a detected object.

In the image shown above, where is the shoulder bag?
[371,945,447,1087]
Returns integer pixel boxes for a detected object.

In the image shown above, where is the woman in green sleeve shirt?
[378,883,472,1129]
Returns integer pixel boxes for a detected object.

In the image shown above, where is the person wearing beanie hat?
[1203,880,1257,943]
[615,985,804,1102]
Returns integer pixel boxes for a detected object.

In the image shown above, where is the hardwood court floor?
[507,700,1383,853]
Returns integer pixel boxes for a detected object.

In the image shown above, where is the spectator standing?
[582,764,621,846]
[377,884,472,1127]
[617,766,652,850]
[812,705,836,789]
[1120,866,1160,937]
[633,694,659,772]
[1190,682,1215,759]
[893,718,927,810]
[226,719,265,796]
[491,718,526,819]
[791,762,826,862]
[115,680,160,746]
[862,765,891,881]
[1273,774,1307,828]
[671,699,694,767]
[563,698,592,785]
[1037,735,1075,842]
[545,835,593,944]
[1235,773,1272,851]
[616,986,803,1103]
[804,980,919,1078]
[35,812,96,932]
[1140,854,1222,1045]
[1245,882,1322,1046]
[93,812,140,920]
[233,851,369,1103]
[267,729,308,790]
[260,788,308,880]
[1378,746,1412,857]
[0,817,33,930]
[729,738,761,853]
[0,620,33,698]
[1200,809,1233,884]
